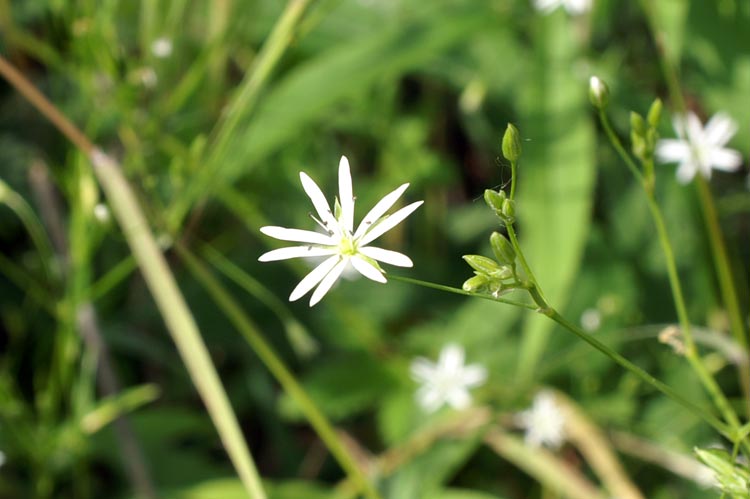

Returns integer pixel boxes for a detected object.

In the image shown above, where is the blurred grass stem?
[176,244,384,499]
[0,54,268,499]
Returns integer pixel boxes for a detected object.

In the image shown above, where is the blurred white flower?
[516,391,566,448]
[259,156,422,306]
[656,112,743,184]
[533,0,592,15]
[580,308,601,332]
[410,343,487,413]
[93,203,110,223]
[151,37,173,58]
[0,450,5,467]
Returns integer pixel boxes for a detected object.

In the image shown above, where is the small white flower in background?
[580,307,601,332]
[259,156,422,306]
[410,343,487,413]
[516,391,566,448]
[0,450,5,467]
[151,37,173,58]
[93,203,110,223]
[533,0,592,15]
[656,112,743,184]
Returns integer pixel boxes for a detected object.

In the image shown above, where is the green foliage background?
[0,0,749,498]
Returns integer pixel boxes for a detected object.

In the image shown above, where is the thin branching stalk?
[0,54,267,499]
[596,110,747,447]
[637,0,750,413]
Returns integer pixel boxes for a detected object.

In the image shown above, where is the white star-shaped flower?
[656,112,743,184]
[533,0,592,15]
[410,343,487,413]
[259,156,422,306]
[516,391,566,449]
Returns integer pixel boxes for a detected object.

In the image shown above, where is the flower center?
[338,233,358,256]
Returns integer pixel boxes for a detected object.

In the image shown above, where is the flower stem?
[525,284,731,437]
[175,244,384,499]
[388,274,537,310]
[637,0,750,414]
[597,110,747,444]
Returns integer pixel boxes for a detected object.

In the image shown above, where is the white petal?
[672,114,687,140]
[685,112,704,143]
[410,358,436,383]
[439,344,465,372]
[416,386,444,413]
[358,200,423,246]
[704,113,738,147]
[566,0,591,13]
[351,256,387,283]
[462,365,488,387]
[353,183,410,239]
[710,147,744,171]
[258,246,336,262]
[260,226,335,245]
[655,139,690,164]
[309,259,348,306]
[299,172,339,236]
[676,161,698,184]
[358,246,413,267]
[338,156,355,233]
[446,388,471,410]
[534,0,559,12]
[289,255,340,302]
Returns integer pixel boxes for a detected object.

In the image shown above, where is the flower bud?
[462,255,501,275]
[502,123,522,162]
[588,76,609,109]
[490,231,515,265]
[463,274,489,292]
[501,198,515,222]
[484,189,506,213]
[647,98,662,128]
[630,111,646,136]
[493,265,515,280]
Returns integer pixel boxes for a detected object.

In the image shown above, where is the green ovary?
[338,236,358,256]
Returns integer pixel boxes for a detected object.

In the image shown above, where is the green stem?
[509,159,518,200]
[598,111,646,188]
[640,0,750,416]
[695,177,750,405]
[597,111,746,440]
[525,285,731,437]
[505,222,541,297]
[0,180,57,282]
[175,244,383,499]
[388,274,537,310]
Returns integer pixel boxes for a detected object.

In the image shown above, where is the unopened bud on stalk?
[588,76,609,109]
[463,255,501,275]
[463,274,489,292]
[647,98,662,128]
[490,231,515,266]
[502,123,522,162]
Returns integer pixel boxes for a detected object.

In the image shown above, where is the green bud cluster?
[462,232,518,297]
[630,98,662,164]
[484,189,515,225]
[695,447,750,497]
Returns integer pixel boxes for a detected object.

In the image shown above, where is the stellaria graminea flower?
[515,391,566,448]
[656,112,743,184]
[259,156,423,306]
[533,0,592,15]
[410,343,487,413]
